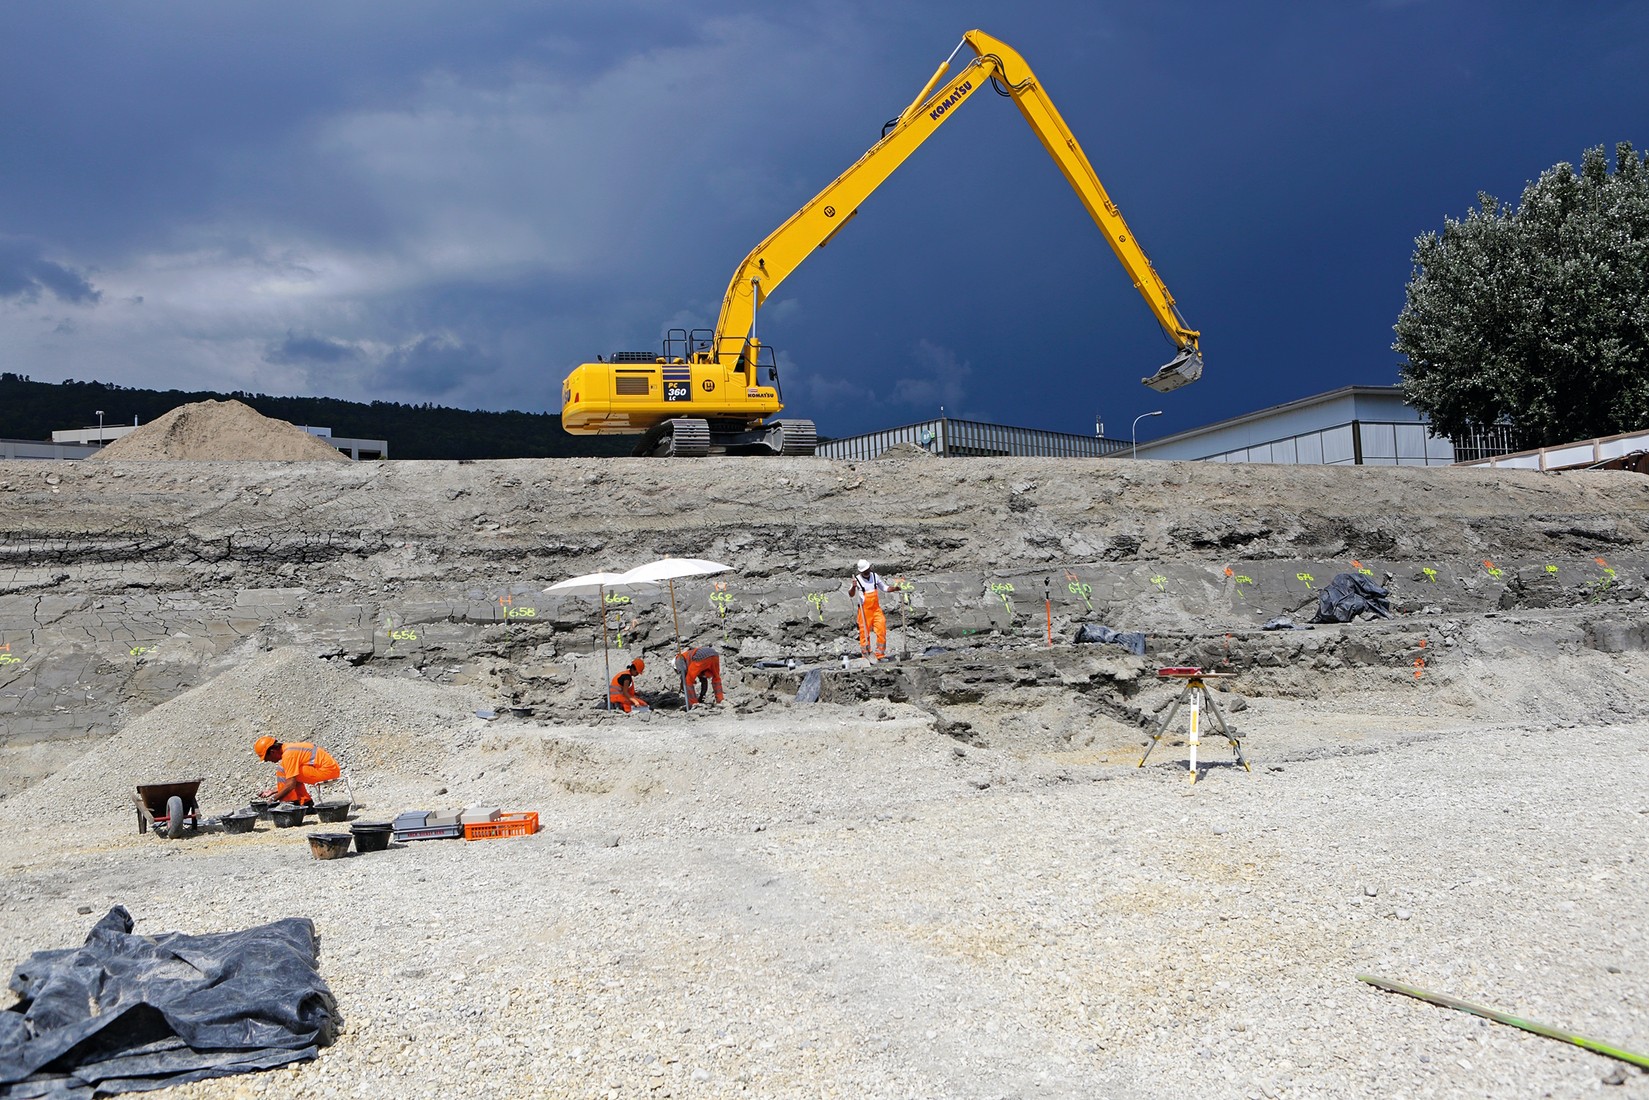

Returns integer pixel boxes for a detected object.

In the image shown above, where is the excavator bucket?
[1142,348,1204,393]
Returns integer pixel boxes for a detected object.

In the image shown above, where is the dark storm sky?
[1,1,1643,441]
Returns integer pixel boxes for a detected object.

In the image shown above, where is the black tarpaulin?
[1311,572,1393,624]
[1073,623,1147,655]
[1,907,338,1099]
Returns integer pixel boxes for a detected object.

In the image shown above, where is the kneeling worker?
[253,735,341,805]
[674,644,725,706]
[609,657,650,713]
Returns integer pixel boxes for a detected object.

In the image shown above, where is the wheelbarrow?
[133,779,204,839]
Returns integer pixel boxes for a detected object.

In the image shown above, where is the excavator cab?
[561,328,812,456]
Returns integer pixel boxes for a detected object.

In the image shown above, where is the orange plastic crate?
[462,812,539,841]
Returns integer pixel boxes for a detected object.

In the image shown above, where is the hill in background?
[0,373,630,459]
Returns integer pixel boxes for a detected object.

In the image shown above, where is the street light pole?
[1131,410,1163,459]
[95,410,105,447]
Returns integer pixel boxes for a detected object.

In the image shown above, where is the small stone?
[77,905,93,915]
[1212,826,1228,836]
[1363,885,1378,897]
[1603,1066,1627,1087]
[1394,909,1412,921]
[599,834,620,848]
[1606,965,1623,974]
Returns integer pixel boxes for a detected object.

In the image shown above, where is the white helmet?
[856,559,871,573]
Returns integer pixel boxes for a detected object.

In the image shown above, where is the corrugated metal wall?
[817,418,1127,460]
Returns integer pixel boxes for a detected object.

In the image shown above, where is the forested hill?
[0,374,630,459]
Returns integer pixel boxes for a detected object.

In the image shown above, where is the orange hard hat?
[253,735,277,759]
[630,658,645,674]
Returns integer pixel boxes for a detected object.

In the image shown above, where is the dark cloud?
[265,331,363,366]
[0,2,1644,439]
[376,333,498,398]
[0,237,100,304]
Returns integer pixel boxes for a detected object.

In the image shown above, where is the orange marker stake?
[1044,577,1052,646]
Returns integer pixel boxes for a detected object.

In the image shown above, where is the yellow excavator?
[561,29,1204,456]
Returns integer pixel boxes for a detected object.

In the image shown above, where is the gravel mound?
[85,399,351,461]
[4,647,484,826]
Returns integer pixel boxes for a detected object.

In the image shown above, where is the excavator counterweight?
[560,29,1205,455]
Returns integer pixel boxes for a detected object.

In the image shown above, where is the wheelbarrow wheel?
[164,795,185,839]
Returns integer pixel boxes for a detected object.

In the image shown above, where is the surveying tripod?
[1138,668,1250,783]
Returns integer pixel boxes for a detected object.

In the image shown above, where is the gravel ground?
[4,692,1647,1099]
[5,447,1649,1098]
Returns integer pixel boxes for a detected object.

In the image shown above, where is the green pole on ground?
[1358,975,1649,1069]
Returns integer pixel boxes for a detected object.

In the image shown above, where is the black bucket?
[315,801,352,823]
[221,811,258,834]
[350,822,393,853]
[307,833,352,860]
[270,804,306,828]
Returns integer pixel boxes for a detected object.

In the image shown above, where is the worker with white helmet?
[848,559,891,660]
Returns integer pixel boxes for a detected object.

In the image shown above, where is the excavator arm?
[709,28,1203,392]
[560,28,1202,454]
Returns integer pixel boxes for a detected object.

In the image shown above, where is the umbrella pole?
[599,584,613,710]
[668,579,689,711]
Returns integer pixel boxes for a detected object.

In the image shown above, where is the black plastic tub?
[221,811,258,835]
[307,833,352,860]
[270,804,306,828]
[315,801,352,823]
[350,822,393,853]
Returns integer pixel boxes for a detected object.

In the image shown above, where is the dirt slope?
[1,455,1647,1098]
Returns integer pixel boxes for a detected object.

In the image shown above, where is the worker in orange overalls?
[253,735,341,805]
[608,657,650,713]
[849,559,890,660]
[674,644,725,705]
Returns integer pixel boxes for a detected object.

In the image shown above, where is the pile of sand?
[86,399,352,462]
[2,647,483,825]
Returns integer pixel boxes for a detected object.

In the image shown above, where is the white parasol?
[543,571,656,709]
[619,558,733,709]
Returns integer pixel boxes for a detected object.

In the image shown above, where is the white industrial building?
[816,385,1531,467]
[1126,385,1509,466]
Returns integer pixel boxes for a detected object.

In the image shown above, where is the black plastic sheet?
[1,907,338,1099]
[1311,572,1393,623]
[795,669,823,703]
[1073,623,1147,655]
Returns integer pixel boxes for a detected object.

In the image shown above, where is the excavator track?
[773,419,817,456]
[632,418,711,458]
[661,419,710,457]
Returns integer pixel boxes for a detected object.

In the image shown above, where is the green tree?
[1395,142,1649,447]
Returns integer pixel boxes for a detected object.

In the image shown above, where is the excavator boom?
[560,29,1203,454]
